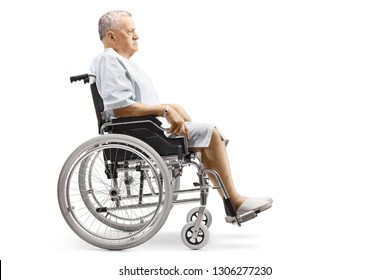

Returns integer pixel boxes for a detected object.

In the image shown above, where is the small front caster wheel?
[181,222,210,250]
[186,207,212,228]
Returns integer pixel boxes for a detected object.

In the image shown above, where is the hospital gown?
[90,48,226,147]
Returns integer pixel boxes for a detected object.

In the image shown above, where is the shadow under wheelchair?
[139,229,268,251]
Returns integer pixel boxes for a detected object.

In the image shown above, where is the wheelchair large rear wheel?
[58,134,172,250]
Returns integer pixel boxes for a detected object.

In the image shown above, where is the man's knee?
[211,128,223,144]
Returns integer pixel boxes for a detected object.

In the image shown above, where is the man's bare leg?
[197,128,246,210]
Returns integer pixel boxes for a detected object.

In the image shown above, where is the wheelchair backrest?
[90,82,105,131]
[70,74,105,132]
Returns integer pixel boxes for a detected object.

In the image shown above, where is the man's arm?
[114,103,165,118]
[167,104,192,122]
[115,103,191,121]
[114,103,190,139]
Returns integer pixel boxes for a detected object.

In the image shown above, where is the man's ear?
[107,31,116,43]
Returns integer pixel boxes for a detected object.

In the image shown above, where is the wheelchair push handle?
[70,73,93,84]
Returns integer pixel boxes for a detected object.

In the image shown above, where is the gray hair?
[98,10,132,41]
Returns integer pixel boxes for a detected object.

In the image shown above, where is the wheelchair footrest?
[225,211,258,225]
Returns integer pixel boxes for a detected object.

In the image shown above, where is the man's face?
[107,15,139,58]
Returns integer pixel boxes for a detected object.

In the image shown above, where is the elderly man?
[91,10,273,218]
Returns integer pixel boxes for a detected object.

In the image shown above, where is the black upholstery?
[90,82,105,131]
[110,116,186,157]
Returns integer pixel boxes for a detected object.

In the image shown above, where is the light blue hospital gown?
[90,48,227,148]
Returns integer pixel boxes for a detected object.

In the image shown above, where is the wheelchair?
[58,74,260,250]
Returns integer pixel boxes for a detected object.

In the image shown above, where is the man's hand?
[166,107,190,139]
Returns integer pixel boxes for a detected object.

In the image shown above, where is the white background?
[1,0,389,279]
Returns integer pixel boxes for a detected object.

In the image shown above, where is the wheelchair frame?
[57,73,259,250]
